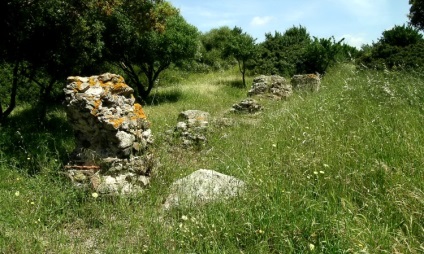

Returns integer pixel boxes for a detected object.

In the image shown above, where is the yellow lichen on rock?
[133,103,146,119]
[306,74,319,79]
[109,117,125,129]
[91,99,102,116]
[89,77,97,86]
[75,80,83,91]
[111,82,133,96]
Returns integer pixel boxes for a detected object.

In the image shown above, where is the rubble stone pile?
[168,110,210,147]
[230,98,262,114]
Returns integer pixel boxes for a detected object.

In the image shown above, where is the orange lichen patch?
[306,74,319,79]
[117,76,125,83]
[111,82,132,95]
[133,103,146,119]
[109,117,125,129]
[91,99,102,116]
[89,77,97,86]
[75,80,83,90]
[100,81,112,88]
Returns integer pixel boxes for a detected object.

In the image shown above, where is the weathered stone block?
[163,169,245,210]
[64,73,155,195]
[291,74,321,92]
[248,75,292,99]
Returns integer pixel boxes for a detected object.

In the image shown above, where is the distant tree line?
[1,0,424,123]
[191,25,357,87]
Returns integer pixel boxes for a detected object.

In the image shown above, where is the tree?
[256,25,311,76]
[0,0,106,122]
[224,27,257,87]
[199,26,235,70]
[409,0,424,30]
[381,24,423,47]
[0,0,32,123]
[299,36,348,74]
[103,0,199,100]
[358,24,424,69]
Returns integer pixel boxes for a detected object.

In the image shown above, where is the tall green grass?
[0,65,423,253]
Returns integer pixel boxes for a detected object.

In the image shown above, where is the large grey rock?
[248,75,292,99]
[291,74,321,92]
[163,169,245,210]
[64,73,155,195]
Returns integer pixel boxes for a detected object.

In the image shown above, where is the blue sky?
[169,0,411,48]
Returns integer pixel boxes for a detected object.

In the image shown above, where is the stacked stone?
[64,73,154,194]
[170,110,210,147]
[291,74,321,92]
[231,98,262,114]
[248,75,292,100]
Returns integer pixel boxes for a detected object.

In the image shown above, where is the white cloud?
[340,34,367,49]
[250,16,274,26]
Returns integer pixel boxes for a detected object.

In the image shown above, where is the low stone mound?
[167,110,210,147]
[64,73,155,194]
[163,169,245,210]
[291,74,321,92]
[231,98,262,114]
[248,75,292,100]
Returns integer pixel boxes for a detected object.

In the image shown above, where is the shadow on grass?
[144,88,184,106]
[0,104,74,175]
[212,79,246,89]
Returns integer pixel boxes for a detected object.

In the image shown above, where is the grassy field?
[0,64,423,253]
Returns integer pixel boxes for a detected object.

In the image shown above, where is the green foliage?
[381,24,423,47]
[299,37,356,74]
[103,1,199,99]
[256,26,355,76]
[256,26,311,76]
[409,0,424,30]
[223,27,258,87]
[196,26,236,71]
[358,25,424,69]
[0,0,106,122]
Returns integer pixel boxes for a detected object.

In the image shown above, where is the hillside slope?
[1,65,423,253]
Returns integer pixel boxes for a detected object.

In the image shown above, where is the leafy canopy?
[103,0,199,99]
[256,26,311,76]
[409,0,424,30]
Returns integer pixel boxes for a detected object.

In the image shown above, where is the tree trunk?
[0,62,19,124]
[38,79,55,121]
[141,62,169,101]
[241,59,247,87]
[120,62,146,102]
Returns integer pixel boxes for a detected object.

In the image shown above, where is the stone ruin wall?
[291,74,321,92]
[64,73,154,194]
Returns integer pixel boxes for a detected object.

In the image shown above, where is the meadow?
[0,64,423,253]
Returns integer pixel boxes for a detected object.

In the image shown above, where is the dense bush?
[256,26,356,77]
[197,26,236,71]
[256,26,311,76]
[358,25,424,70]
[299,37,357,74]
